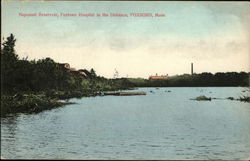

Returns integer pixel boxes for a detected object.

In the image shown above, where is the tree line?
[1,34,249,95]
[126,72,249,87]
[1,34,249,115]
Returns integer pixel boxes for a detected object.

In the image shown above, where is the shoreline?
[1,86,249,117]
[1,87,133,117]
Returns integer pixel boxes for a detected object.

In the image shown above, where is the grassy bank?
[1,80,133,116]
[1,93,72,116]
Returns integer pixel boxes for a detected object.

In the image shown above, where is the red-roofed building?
[59,63,89,79]
[149,75,168,80]
[60,63,70,70]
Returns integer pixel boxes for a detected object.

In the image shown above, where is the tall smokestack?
[191,63,193,75]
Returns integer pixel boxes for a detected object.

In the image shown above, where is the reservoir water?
[1,87,250,159]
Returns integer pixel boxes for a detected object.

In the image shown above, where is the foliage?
[1,34,123,94]
[90,68,97,78]
[227,96,250,103]
[1,34,249,116]
[1,93,71,116]
[0,34,132,116]
[124,72,249,87]
[238,96,250,102]
[1,34,18,63]
[191,95,212,101]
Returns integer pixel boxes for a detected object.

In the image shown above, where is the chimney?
[191,63,193,75]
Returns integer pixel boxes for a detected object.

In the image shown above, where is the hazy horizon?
[2,1,250,78]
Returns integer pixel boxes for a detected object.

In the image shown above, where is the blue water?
[1,87,250,159]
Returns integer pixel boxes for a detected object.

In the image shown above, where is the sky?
[2,1,250,78]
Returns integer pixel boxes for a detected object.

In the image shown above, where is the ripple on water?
[146,144,161,148]
[129,143,137,147]
[1,87,250,159]
[196,145,208,148]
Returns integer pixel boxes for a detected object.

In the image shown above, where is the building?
[59,63,70,70]
[149,75,168,80]
[78,69,92,78]
[59,63,89,79]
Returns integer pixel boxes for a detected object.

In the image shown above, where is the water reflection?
[1,87,250,159]
[1,115,19,157]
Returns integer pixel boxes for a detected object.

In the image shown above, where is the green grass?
[1,93,73,116]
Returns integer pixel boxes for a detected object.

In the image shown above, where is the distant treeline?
[124,72,250,87]
[1,34,249,95]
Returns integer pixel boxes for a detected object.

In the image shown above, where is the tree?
[90,68,97,78]
[1,34,19,93]
[1,34,18,64]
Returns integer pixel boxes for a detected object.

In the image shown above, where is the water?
[1,87,250,159]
